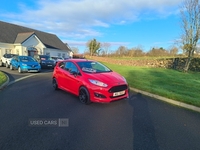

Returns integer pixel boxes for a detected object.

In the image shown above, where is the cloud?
[1,0,183,48]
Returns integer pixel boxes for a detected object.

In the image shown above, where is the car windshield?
[6,54,16,58]
[77,61,112,73]
[40,55,50,60]
[19,56,36,62]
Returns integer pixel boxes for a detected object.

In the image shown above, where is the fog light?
[94,92,106,98]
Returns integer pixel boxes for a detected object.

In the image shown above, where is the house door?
[28,51,36,57]
[27,47,37,57]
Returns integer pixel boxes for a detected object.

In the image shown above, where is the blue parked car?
[10,55,41,73]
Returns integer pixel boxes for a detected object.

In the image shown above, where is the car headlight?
[122,76,127,83]
[89,79,108,87]
[21,63,27,66]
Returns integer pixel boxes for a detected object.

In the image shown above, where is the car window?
[19,56,36,62]
[40,55,50,60]
[12,56,17,61]
[4,54,16,58]
[65,62,78,73]
[58,62,65,69]
[77,61,111,73]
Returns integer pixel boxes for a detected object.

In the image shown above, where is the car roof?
[39,54,48,56]
[64,59,94,63]
[18,55,31,58]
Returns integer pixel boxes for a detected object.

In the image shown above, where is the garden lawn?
[103,62,200,107]
[0,71,7,87]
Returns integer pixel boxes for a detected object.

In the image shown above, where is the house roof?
[14,32,35,44]
[0,21,70,51]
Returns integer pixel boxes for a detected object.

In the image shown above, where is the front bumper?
[21,65,41,72]
[40,63,55,68]
[88,84,129,103]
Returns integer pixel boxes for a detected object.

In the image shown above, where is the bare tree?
[71,47,79,54]
[169,46,178,56]
[116,46,128,56]
[180,0,200,72]
[101,42,111,56]
[147,47,169,57]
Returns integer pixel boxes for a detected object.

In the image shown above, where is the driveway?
[0,66,53,83]
[0,71,200,150]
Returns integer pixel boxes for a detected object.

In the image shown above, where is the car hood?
[41,60,54,63]
[20,61,39,65]
[85,71,126,85]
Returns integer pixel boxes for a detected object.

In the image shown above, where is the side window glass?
[71,63,78,73]
[65,62,78,73]
[65,62,71,72]
[14,56,17,61]
[59,62,65,69]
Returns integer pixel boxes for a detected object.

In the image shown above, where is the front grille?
[108,85,128,93]
[28,65,38,68]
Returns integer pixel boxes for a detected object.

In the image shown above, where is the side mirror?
[70,71,81,77]
[70,71,78,77]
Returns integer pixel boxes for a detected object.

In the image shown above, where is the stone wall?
[88,56,200,72]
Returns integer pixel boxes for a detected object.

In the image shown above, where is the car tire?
[52,78,59,90]
[6,62,9,68]
[18,67,22,73]
[79,87,91,104]
[10,64,13,70]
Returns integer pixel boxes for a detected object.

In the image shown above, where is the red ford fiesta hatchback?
[52,59,129,104]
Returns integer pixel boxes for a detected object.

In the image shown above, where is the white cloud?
[1,0,183,48]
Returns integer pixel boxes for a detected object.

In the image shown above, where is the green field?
[0,71,7,87]
[102,62,200,107]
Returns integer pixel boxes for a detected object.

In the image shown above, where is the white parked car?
[0,54,18,68]
[50,56,65,65]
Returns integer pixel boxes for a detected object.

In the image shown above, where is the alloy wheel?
[52,78,58,90]
[10,65,13,70]
[79,87,91,104]
[18,67,22,73]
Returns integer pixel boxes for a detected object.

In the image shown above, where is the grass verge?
[102,62,200,107]
[0,71,7,87]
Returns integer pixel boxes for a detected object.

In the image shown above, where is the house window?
[58,53,61,57]
[5,49,11,54]
[46,52,50,56]
[62,53,65,58]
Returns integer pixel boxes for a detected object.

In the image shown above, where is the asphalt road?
[0,68,200,150]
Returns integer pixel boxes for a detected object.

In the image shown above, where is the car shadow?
[129,92,159,150]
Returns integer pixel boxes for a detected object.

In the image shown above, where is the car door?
[63,62,81,95]
[55,61,66,89]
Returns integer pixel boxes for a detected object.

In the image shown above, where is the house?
[0,21,71,59]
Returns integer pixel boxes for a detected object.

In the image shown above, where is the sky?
[0,0,183,53]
